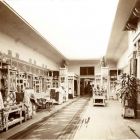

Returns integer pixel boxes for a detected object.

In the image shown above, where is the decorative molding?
[124,1,140,31]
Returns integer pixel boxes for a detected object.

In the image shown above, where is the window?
[80,66,94,76]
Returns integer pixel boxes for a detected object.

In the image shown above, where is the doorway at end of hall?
[80,78,94,96]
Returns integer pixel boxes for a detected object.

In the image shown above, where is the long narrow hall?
[7,97,140,139]
[0,1,140,139]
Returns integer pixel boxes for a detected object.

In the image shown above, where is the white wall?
[0,32,60,70]
[68,59,117,76]
[117,21,140,73]
[68,60,101,76]
[116,32,134,73]
[117,49,129,69]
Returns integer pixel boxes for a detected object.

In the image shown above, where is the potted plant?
[119,73,137,118]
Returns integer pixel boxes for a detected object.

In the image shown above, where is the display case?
[33,76,42,93]
[0,62,17,107]
[101,67,109,99]
[46,77,52,89]
[68,72,78,98]
[109,69,119,99]
[59,67,68,101]
[16,72,27,90]
[52,71,59,88]
[27,73,33,89]
[41,77,47,93]
[95,74,101,87]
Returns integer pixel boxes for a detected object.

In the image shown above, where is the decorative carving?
[100,56,106,67]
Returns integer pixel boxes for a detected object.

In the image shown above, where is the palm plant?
[119,73,137,117]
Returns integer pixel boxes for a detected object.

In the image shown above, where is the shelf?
[8,117,24,127]
[5,108,21,114]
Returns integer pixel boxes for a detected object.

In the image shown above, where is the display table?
[93,95,106,106]
[0,103,24,131]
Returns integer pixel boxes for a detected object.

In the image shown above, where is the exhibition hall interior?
[0,0,140,139]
